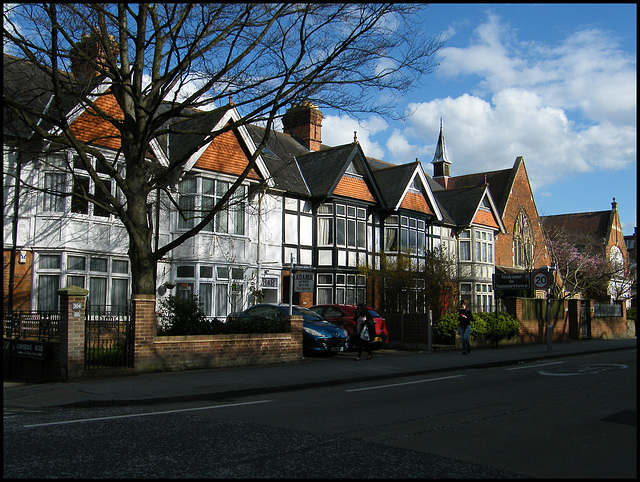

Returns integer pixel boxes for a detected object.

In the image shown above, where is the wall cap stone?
[58,286,89,296]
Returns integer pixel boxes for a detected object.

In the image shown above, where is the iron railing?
[3,310,61,341]
[593,302,623,318]
[84,303,134,369]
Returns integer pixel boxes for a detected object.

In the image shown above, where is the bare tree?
[359,245,459,316]
[4,3,444,296]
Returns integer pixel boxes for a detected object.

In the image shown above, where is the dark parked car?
[229,303,350,354]
[309,304,389,349]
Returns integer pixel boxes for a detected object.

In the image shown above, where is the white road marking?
[505,361,565,371]
[345,375,465,392]
[22,399,272,428]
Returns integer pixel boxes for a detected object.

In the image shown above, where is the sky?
[320,4,637,236]
[4,4,635,235]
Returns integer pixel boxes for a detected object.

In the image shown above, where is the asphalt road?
[4,349,636,478]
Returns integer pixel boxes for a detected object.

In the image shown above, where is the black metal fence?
[84,303,134,370]
[3,310,61,341]
[593,302,623,317]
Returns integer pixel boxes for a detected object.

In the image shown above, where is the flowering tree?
[542,223,633,302]
[545,235,610,299]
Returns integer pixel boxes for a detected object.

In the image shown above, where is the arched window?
[513,210,534,268]
[609,246,624,276]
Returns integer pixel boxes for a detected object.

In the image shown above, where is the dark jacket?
[458,308,473,327]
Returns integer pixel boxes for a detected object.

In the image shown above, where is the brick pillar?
[132,294,156,371]
[58,286,89,381]
[286,314,303,338]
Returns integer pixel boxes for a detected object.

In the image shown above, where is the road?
[4,349,636,478]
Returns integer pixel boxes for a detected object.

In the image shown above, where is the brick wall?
[132,295,304,373]
[495,162,551,270]
[504,298,628,344]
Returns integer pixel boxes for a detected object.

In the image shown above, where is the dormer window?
[345,161,360,176]
[409,175,420,192]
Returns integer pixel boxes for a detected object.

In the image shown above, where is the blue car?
[231,303,350,354]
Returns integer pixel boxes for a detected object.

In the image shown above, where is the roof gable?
[434,185,505,232]
[372,161,442,220]
[297,143,383,204]
[68,90,122,150]
[182,107,271,184]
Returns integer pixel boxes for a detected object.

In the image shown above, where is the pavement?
[3,337,636,409]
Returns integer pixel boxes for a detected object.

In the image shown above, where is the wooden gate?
[84,303,134,370]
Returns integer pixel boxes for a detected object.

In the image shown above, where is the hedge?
[433,311,520,347]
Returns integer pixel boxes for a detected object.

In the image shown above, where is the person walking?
[354,303,373,361]
[458,300,473,355]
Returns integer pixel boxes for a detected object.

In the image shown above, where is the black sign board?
[10,340,45,359]
[493,273,530,291]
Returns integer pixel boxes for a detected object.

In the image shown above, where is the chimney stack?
[282,101,323,151]
[70,33,118,81]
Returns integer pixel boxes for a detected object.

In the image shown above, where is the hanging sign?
[294,271,314,293]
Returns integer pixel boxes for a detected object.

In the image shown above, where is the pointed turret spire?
[431,118,451,181]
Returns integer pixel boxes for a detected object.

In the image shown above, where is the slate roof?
[167,108,229,164]
[296,143,361,198]
[3,54,103,141]
[433,185,490,227]
[370,161,417,209]
[444,162,517,218]
[540,211,613,244]
[246,125,311,196]
[426,177,456,226]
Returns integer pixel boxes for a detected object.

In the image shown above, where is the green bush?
[432,311,520,347]
[86,344,125,365]
[156,295,213,335]
[627,307,636,323]
[472,312,521,347]
[432,313,459,344]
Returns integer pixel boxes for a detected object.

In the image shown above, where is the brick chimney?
[70,33,118,81]
[282,101,323,151]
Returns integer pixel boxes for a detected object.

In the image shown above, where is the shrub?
[432,311,520,347]
[156,295,212,335]
[627,307,636,323]
[473,312,521,347]
[432,313,459,344]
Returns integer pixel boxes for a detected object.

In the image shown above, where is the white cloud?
[435,15,636,127]
[389,12,636,196]
[321,114,387,159]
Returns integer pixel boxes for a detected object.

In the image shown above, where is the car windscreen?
[367,309,381,318]
[291,306,325,321]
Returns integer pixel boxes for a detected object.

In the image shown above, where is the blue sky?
[321,4,637,236]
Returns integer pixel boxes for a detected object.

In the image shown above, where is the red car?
[309,304,389,349]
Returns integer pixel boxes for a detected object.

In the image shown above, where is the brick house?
[541,199,631,305]
[429,122,552,307]
[5,51,504,319]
